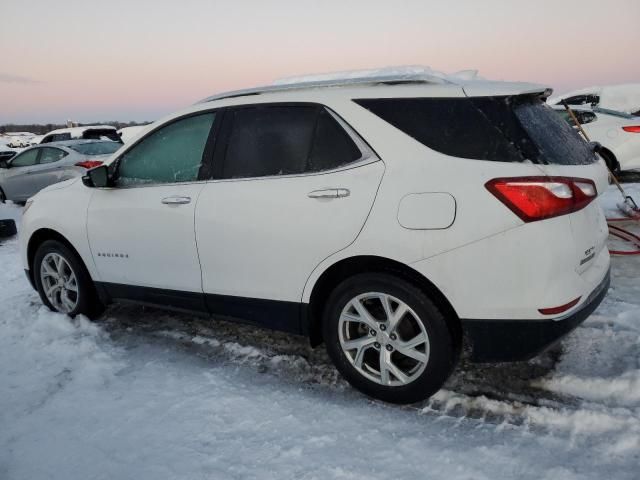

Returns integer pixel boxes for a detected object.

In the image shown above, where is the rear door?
[195,105,383,330]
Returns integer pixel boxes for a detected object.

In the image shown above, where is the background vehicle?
[0,150,17,164]
[6,134,34,148]
[20,72,610,404]
[549,83,640,116]
[553,105,640,171]
[28,135,44,145]
[0,140,121,203]
[117,125,147,144]
[40,126,121,144]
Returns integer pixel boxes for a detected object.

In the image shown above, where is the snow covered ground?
[1,188,639,480]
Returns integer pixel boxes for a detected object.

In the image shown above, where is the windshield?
[69,141,122,156]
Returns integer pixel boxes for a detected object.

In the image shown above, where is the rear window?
[354,96,597,165]
[82,129,121,142]
[69,141,122,156]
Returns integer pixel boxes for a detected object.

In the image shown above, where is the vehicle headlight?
[23,199,34,215]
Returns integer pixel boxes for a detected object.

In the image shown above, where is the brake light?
[75,160,103,169]
[485,176,597,222]
[622,126,640,133]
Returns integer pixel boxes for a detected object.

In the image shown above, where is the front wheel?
[34,240,104,319]
[323,273,458,404]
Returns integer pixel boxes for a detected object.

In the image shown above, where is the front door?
[87,112,217,310]
[2,148,40,201]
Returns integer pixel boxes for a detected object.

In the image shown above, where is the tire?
[0,187,6,203]
[33,239,105,319]
[323,273,458,404]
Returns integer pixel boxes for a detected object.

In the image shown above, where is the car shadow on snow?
[99,303,574,415]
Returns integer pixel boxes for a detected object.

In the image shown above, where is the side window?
[308,109,362,172]
[220,106,362,179]
[116,113,215,186]
[222,106,317,179]
[10,149,39,167]
[39,147,67,164]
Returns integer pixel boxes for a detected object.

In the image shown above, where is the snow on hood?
[549,84,640,115]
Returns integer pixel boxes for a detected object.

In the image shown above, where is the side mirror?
[82,164,110,188]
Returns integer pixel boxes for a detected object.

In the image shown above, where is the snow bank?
[2,188,640,479]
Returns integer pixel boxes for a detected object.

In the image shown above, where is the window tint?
[308,109,362,172]
[222,106,317,179]
[39,147,67,164]
[355,96,596,166]
[10,149,39,167]
[221,106,362,179]
[117,113,215,186]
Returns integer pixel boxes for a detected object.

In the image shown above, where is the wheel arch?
[306,255,461,348]
[27,228,89,288]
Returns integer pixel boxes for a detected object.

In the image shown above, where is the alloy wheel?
[338,292,430,386]
[40,252,79,313]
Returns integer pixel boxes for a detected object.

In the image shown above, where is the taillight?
[485,176,597,222]
[622,126,640,133]
[75,160,103,169]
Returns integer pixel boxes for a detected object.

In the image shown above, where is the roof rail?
[198,73,452,103]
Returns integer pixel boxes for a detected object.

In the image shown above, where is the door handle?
[161,196,191,205]
[307,188,350,199]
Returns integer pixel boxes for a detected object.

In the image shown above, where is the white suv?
[20,73,611,404]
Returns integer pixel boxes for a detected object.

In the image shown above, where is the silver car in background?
[0,140,122,204]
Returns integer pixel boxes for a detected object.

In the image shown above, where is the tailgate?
[536,160,610,274]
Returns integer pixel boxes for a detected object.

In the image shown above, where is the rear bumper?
[461,267,610,362]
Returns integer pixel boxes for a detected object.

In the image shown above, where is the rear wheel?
[34,240,105,319]
[323,273,458,404]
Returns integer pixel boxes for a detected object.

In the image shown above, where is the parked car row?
[0,140,122,203]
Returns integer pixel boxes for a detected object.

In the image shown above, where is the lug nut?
[374,342,381,349]
[370,329,376,336]
[390,333,397,341]
[386,344,394,352]
[379,324,387,331]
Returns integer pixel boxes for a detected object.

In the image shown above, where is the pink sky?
[1,0,639,123]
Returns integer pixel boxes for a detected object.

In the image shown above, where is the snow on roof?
[272,65,480,86]
[200,66,549,103]
[549,83,640,115]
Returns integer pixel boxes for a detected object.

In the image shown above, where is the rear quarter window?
[355,96,597,166]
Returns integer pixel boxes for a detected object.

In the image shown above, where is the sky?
[1,0,639,124]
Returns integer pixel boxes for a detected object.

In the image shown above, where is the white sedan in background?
[553,105,640,172]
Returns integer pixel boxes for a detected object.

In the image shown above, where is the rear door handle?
[161,196,191,205]
[307,188,350,199]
